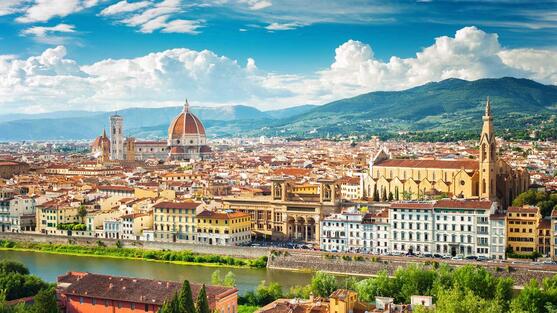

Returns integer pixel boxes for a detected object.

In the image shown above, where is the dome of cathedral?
[168,101,206,140]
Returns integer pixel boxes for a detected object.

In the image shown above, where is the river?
[0,250,314,294]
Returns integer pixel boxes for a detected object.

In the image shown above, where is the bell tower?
[479,97,497,200]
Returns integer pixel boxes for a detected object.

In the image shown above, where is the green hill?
[259,77,557,140]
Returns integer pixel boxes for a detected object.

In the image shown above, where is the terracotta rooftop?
[375,159,479,170]
[434,199,493,209]
[57,272,236,309]
[196,210,250,220]
[153,201,200,210]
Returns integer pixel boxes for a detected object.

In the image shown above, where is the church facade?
[91,100,211,162]
[363,98,529,209]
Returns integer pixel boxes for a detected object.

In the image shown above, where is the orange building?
[57,272,238,313]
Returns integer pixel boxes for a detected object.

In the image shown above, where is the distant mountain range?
[1,77,556,141]
[0,105,317,141]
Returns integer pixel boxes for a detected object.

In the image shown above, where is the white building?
[0,195,35,232]
[103,219,122,239]
[490,213,507,260]
[389,199,499,258]
[320,208,363,252]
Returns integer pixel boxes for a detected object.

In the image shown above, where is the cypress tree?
[195,285,210,313]
[179,280,195,313]
[373,186,379,202]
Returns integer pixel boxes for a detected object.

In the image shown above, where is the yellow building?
[551,209,557,261]
[222,178,340,243]
[506,205,541,255]
[134,187,176,200]
[195,210,251,246]
[121,212,153,240]
[364,98,529,209]
[153,201,199,242]
[36,200,81,234]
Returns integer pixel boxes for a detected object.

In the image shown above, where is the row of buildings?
[320,200,556,260]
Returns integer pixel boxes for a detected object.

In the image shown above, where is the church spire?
[183,99,189,112]
[485,96,491,117]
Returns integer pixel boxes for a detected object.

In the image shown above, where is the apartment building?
[153,201,200,242]
[389,199,499,258]
[320,207,390,253]
[36,200,81,234]
[506,206,541,255]
[121,212,153,240]
[551,209,557,261]
[489,213,507,260]
[195,210,251,246]
[320,209,363,252]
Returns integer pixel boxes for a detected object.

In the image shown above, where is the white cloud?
[99,0,152,16]
[265,22,303,31]
[238,0,271,10]
[0,0,28,16]
[21,23,76,37]
[0,26,556,113]
[316,26,538,98]
[16,0,104,23]
[498,48,557,84]
[101,0,204,34]
[21,23,77,44]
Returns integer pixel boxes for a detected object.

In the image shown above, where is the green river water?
[0,250,314,294]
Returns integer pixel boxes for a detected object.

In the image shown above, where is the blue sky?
[0,0,556,113]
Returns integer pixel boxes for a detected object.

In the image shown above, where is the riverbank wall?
[0,232,268,259]
[267,251,557,286]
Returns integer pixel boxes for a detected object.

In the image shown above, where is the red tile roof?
[434,199,493,209]
[376,159,479,170]
[57,272,236,309]
[196,210,250,220]
[153,201,200,210]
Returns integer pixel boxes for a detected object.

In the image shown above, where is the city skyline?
[0,0,556,113]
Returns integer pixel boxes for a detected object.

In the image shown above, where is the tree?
[310,272,337,298]
[0,260,29,275]
[31,288,59,313]
[178,280,195,313]
[388,192,394,201]
[211,270,222,285]
[77,206,87,222]
[195,285,210,313]
[373,186,380,202]
[381,188,387,202]
[510,280,547,313]
[223,272,236,287]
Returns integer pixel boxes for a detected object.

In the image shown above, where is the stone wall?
[0,232,268,259]
[268,251,557,287]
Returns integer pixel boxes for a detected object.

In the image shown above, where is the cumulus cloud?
[317,26,540,98]
[16,0,103,23]
[99,0,152,16]
[0,26,556,113]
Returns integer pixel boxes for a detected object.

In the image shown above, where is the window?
[79,297,83,304]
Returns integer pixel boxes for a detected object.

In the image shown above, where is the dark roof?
[57,272,236,309]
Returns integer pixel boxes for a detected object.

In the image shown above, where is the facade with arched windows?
[363,98,529,209]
